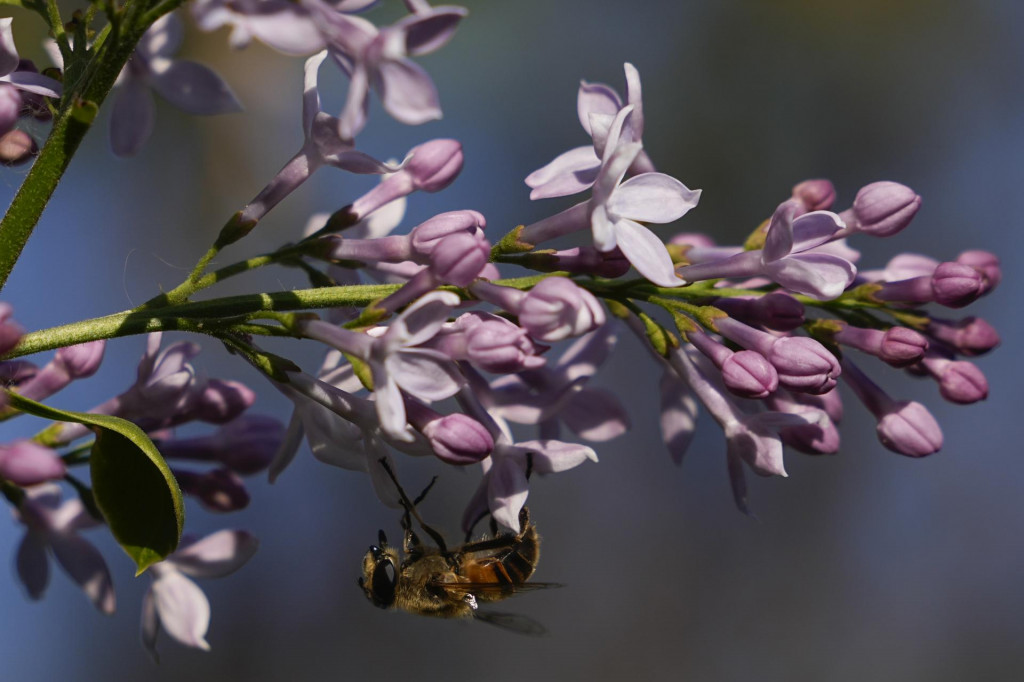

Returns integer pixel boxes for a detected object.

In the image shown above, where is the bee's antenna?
[377,458,449,553]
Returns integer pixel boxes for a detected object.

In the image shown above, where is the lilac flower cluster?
[2,324,280,656]
[0,0,1001,658]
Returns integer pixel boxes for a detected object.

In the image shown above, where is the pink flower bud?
[421,413,494,465]
[192,379,257,424]
[55,341,105,379]
[922,356,988,404]
[458,313,546,373]
[175,468,250,513]
[956,249,1000,295]
[792,179,836,211]
[926,317,999,357]
[516,277,606,343]
[405,138,463,192]
[930,262,983,308]
[720,350,779,399]
[410,210,486,255]
[876,401,943,457]
[851,181,921,237]
[428,231,490,286]
[0,302,24,355]
[0,440,65,486]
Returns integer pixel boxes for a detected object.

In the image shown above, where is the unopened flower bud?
[876,401,943,457]
[713,293,805,331]
[0,302,24,355]
[422,413,494,465]
[429,231,490,286]
[850,181,921,237]
[516,278,606,343]
[55,341,105,378]
[720,350,779,399]
[192,379,257,424]
[410,210,486,255]
[922,356,988,404]
[0,440,65,486]
[956,250,1000,295]
[404,139,464,192]
[834,323,928,367]
[926,317,1000,356]
[457,312,546,373]
[175,468,250,512]
[792,179,836,212]
[930,262,983,308]
[0,129,35,166]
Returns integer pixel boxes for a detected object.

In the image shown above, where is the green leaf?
[4,391,183,574]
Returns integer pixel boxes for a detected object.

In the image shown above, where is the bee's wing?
[472,610,547,636]
[433,581,563,595]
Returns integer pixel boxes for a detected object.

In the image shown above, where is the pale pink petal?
[388,349,463,401]
[151,572,211,650]
[375,58,441,125]
[399,8,466,55]
[559,387,630,441]
[50,532,116,614]
[487,455,529,532]
[765,253,857,300]
[149,59,242,115]
[15,532,49,599]
[609,173,701,223]
[659,372,698,464]
[385,291,460,347]
[577,79,621,136]
[110,77,155,157]
[613,219,684,287]
[169,530,258,579]
[517,440,598,473]
[525,146,600,199]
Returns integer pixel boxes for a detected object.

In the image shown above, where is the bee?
[359,461,557,634]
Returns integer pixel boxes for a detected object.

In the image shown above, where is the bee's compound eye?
[370,558,398,608]
[370,544,383,560]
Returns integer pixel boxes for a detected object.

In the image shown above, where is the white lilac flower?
[0,19,61,136]
[298,291,464,441]
[13,484,115,614]
[141,530,258,659]
[526,62,652,200]
[109,14,241,157]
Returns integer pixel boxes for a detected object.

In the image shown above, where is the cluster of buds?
[0,0,1000,658]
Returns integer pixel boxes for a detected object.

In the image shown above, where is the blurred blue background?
[1,0,1022,680]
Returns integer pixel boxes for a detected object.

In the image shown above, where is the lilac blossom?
[919,354,989,404]
[157,414,284,475]
[831,323,929,367]
[837,181,921,238]
[174,467,250,512]
[926,316,1000,356]
[109,14,241,157]
[0,301,24,355]
[424,311,547,374]
[13,484,115,614]
[711,293,806,332]
[305,1,466,138]
[519,106,700,287]
[686,328,779,399]
[298,291,464,441]
[0,19,61,136]
[791,179,837,212]
[841,359,942,457]
[715,317,840,394]
[142,530,258,658]
[404,399,493,465]
[666,346,823,514]
[233,51,397,231]
[872,261,984,308]
[470,277,606,343]
[0,440,66,486]
[484,324,629,442]
[192,0,327,55]
[525,62,653,199]
[14,341,105,402]
[768,390,841,455]
[676,201,856,300]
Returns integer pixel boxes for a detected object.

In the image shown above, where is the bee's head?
[359,529,400,609]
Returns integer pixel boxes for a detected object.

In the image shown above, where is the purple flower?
[424,311,547,374]
[234,51,397,229]
[840,359,942,457]
[306,1,466,138]
[158,414,285,475]
[13,484,115,614]
[926,316,1000,357]
[471,277,606,343]
[110,14,241,156]
[15,340,105,402]
[840,181,921,238]
[462,433,597,533]
[832,323,929,367]
[873,261,984,308]
[676,201,856,300]
[192,0,329,55]
[0,440,66,486]
[0,301,24,355]
[142,530,258,658]
[525,62,653,199]
[298,291,464,441]
[0,19,61,136]
[715,318,840,394]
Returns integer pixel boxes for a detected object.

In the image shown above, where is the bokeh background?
[1,1,1022,680]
